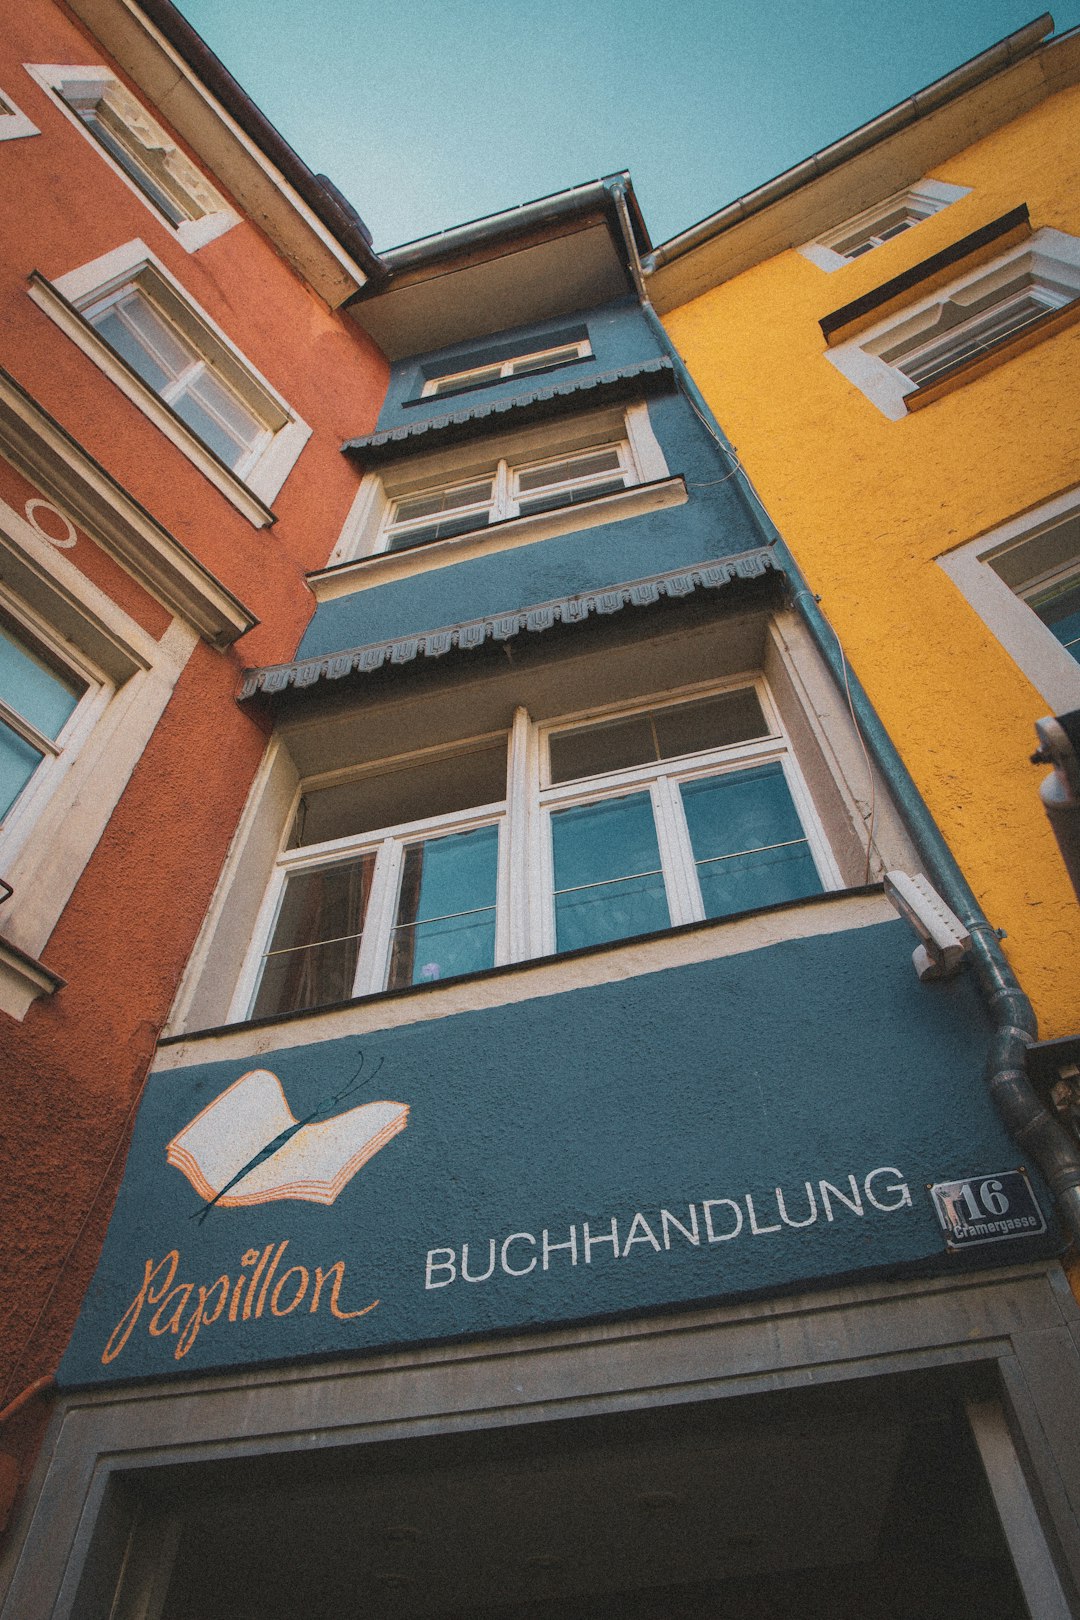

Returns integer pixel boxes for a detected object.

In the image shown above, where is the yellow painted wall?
[663,81,1080,1037]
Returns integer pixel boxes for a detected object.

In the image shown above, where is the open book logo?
[166,1068,409,1211]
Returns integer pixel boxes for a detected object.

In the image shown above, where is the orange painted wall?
[0,0,390,1476]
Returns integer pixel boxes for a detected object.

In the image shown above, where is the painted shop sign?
[60,921,1059,1386]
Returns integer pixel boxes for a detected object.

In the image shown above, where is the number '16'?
[959,1179,1010,1221]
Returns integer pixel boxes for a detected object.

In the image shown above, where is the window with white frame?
[26,66,236,251]
[937,495,1080,712]
[826,229,1080,418]
[799,181,969,271]
[421,338,592,400]
[0,603,96,825]
[84,282,275,476]
[237,681,839,1021]
[384,443,634,551]
[29,243,311,521]
[331,402,672,568]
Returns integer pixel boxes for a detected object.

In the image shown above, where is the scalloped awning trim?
[239,548,780,700]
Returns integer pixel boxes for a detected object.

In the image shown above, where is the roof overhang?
[69,0,385,306]
[645,17,1080,312]
[346,178,651,359]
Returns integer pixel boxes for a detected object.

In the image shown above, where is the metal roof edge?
[644,14,1056,275]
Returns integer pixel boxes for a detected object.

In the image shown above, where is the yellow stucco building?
[651,16,1080,1046]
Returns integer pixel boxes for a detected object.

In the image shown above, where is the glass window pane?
[548,689,767,784]
[90,308,173,394]
[516,449,622,494]
[681,763,805,860]
[290,744,507,847]
[79,108,188,225]
[116,293,192,375]
[0,618,84,739]
[653,689,768,758]
[251,856,374,1018]
[554,872,669,952]
[551,792,661,890]
[516,478,626,517]
[171,391,248,468]
[387,825,498,989]
[395,482,493,523]
[385,511,490,550]
[188,369,263,445]
[696,841,822,919]
[1033,579,1080,663]
[0,721,44,821]
[550,793,669,950]
[549,716,658,781]
[680,764,822,920]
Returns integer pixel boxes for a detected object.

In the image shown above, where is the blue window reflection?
[681,763,822,919]
[389,825,499,988]
[551,793,669,950]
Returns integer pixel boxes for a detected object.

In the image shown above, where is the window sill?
[309,475,688,602]
[158,885,890,1057]
[904,297,1080,411]
[0,934,65,1021]
[28,272,281,529]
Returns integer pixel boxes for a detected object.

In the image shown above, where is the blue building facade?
[9,178,1080,1619]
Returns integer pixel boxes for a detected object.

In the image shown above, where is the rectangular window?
[936,495,1080,712]
[383,443,634,552]
[826,229,1080,418]
[85,285,272,473]
[30,244,312,521]
[0,608,90,823]
[422,339,592,400]
[239,683,839,1021]
[799,181,969,272]
[27,66,236,251]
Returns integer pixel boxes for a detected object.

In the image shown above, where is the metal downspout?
[608,181,1080,1244]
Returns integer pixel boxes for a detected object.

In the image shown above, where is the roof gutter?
[134,0,386,284]
[371,174,649,279]
[644,13,1054,273]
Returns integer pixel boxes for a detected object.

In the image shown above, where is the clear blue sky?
[173,1,1079,251]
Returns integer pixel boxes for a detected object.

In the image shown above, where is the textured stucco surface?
[662,80,1080,1038]
[0,0,390,1474]
[60,917,1057,1387]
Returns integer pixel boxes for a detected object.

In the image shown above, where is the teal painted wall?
[59,919,1057,1387]
[300,298,768,659]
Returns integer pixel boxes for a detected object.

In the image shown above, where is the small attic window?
[799,181,969,272]
[420,337,592,401]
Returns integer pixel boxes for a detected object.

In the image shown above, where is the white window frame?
[421,338,593,399]
[28,241,311,525]
[383,441,637,552]
[799,180,969,272]
[229,677,842,1022]
[328,403,672,572]
[937,490,1080,713]
[0,87,39,142]
[0,594,108,837]
[825,228,1080,419]
[0,492,200,1019]
[25,64,238,252]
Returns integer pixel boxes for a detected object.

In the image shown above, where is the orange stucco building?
[0,0,388,1495]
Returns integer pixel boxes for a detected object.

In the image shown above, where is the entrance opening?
[104,1376,1030,1620]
